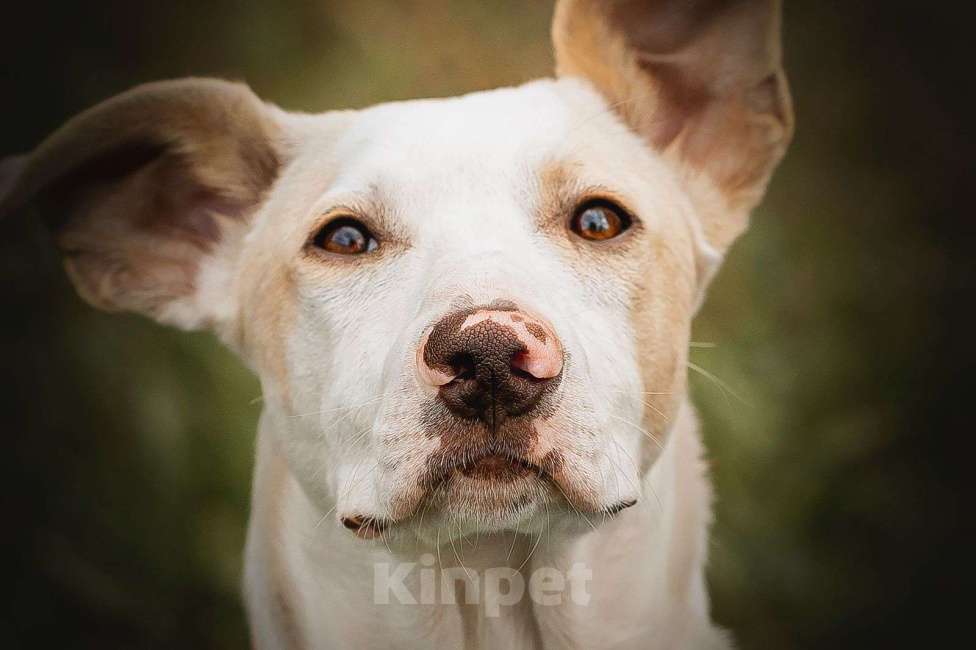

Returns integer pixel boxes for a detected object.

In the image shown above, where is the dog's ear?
[0,78,284,330]
[553,0,793,251]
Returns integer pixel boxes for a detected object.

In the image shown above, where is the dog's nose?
[418,303,563,428]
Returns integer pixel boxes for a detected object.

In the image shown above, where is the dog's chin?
[393,458,558,541]
[444,470,549,518]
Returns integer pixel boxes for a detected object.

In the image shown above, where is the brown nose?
[417,303,563,428]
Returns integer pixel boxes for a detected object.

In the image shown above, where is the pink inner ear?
[609,0,716,55]
[37,140,233,252]
[7,78,283,325]
[45,145,272,326]
[633,60,707,149]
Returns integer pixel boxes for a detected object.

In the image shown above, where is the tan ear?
[553,0,793,250]
[0,78,284,329]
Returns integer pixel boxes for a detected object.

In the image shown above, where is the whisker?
[608,438,662,513]
[346,425,374,448]
[607,437,641,490]
[286,392,391,420]
[313,504,337,530]
[545,498,552,552]
[506,516,521,563]
[687,361,750,407]
[596,459,612,528]
[417,484,435,533]
[600,442,641,499]
[449,511,473,581]
[607,413,665,452]
[316,456,379,531]
[516,514,546,572]
[635,396,669,422]
[606,388,674,397]
[436,526,444,573]
[550,479,598,533]
[379,516,394,555]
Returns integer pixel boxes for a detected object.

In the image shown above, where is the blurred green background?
[1,1,969,648]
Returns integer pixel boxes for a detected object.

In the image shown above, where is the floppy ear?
[0,78,284,330]
[553,0,793,251]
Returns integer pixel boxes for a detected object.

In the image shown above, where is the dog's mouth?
[421,445,551,490]
[339,445,639,541]
[457,452,538,481]
[402,446,557,525]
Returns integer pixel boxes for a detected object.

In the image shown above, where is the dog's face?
[0,1,791,545]
[249,81,706,541]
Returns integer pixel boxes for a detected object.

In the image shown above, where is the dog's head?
[0,1,791,544]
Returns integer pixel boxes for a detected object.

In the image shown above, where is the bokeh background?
[1,1,969,648]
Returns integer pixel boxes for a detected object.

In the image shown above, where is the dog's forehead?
[336,80,589,172]
[313,78,666,216]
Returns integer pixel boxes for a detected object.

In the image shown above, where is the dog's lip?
[457,454,534,482]
[443,449,547,483]
[602,498,638,517]
[340,514,390,539]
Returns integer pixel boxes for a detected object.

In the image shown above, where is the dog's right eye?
[311,217,379,255]
[570,199,632,242]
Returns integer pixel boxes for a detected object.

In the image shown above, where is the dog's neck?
[244,400,718,650]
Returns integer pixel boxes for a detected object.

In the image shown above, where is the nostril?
[510,351,548,383]
[510,347,562,382]
[448,352,476,382]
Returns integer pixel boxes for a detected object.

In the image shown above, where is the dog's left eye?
[570,200,632,241]
[312,217,379,255]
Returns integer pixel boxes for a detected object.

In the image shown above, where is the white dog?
[1,1,792,647]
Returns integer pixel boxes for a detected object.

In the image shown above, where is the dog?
[0,1,792,647]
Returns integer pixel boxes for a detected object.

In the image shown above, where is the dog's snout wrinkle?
[418,304,563,428]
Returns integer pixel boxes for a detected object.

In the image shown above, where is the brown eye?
[313,217,378,255]
[570,201,631,241]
